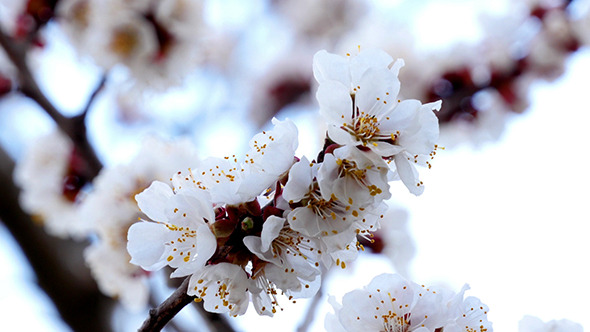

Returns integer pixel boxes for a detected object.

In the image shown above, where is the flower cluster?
[126,47,441,316]
[325,273,493,332]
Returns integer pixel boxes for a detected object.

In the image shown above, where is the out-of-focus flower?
[14,130,88,238]
[57,0,205,89]
[519,315,584,332]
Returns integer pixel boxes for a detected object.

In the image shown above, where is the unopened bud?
[241,217,254,231]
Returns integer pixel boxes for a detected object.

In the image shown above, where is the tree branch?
[80,74,107,118]
[140,277,195,332]
[0,145,114,332]
[0,27,103,178]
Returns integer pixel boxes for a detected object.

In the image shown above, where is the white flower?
[313,48,441,195]
[283,155,386,268]
[243,215,321,315]
[13,130,87,239]
[318,145,391,207]
[175,118,298,206]
[57,0,205,88]
[443,287,493,332]
[188,263,250,316]
[326,274,447,332]
[127,180,216,277]
[319,202,385,269]
[519,315,583,332]
[283,156,357,237]
[326,273,493,332]
[80,136,199,310]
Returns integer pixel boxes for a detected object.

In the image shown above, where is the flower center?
[307,190,340,220]
[382,312,411,332]
[343,113,381,146]
[336,158,366,183]
[110,25,139,57]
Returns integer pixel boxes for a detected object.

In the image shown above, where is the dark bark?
[0,145,114,332]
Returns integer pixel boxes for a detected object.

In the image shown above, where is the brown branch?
[140,277,195,332]
[0,146,114,332]
[0,27,103,178]
[80,75,107,118]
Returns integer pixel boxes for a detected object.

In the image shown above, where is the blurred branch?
[0,27,103,178]
[0,145,114,332]
[80,75,107,118]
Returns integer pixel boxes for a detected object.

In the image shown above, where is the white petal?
[350,48,395,83]
[195,224,217,266]
[390,58,405,76]
[317,80,353,125]
[283,157,315,202]
[127,221,169,270]
[136,181,174,222]
[394,154,424,196]
[313,50,350,86]
[326,125,356,146]
[288,207,322,237]
[260,216,285,251]
[355,68,399,118]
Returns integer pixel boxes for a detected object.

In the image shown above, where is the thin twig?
[0,28,68,125]
[0,27,103,178]
[80,75,107,118]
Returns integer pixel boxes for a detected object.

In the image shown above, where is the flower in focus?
[188,263,250,316]
[125,46,446,318]
[283,156,355,238]
[313,48,441,195]
[127,180,217,277]
[318,145,391,207]
[184,118,298,206]
[128,118,315,316]
[244,215,321,315]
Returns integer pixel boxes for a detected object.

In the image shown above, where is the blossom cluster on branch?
[126,48,443,318]
[2,0,589,331]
